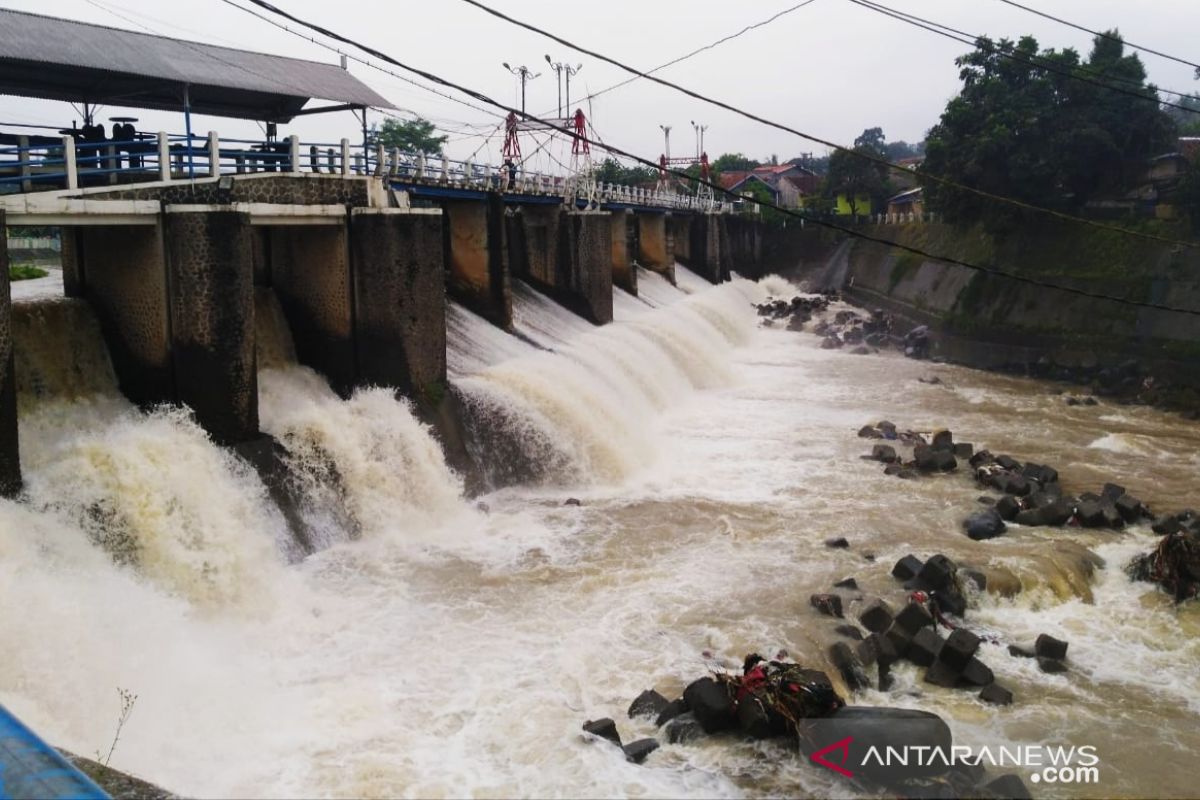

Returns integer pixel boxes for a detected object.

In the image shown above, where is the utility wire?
[550,0,820,115]
[848,0,1200,113]
[993,0,1200,74]
[456,0,1199,250]
[217,0,507,127]
[227,0,1200,318]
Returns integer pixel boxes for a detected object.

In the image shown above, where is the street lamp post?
[545,57,583,116]
[564,63,582,113]
[502,62,540,114]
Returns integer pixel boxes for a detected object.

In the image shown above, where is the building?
[886,187,924,217]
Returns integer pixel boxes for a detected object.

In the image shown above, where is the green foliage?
[711,153,760,173]
[1178,158,1200,233]
[368,116,447,156]
[594,157,658,186]
[9,265,48,281]
[1167,93,1200,136]
[738,180,787,226]
[825,127,890,217]
[922,31,1176,229]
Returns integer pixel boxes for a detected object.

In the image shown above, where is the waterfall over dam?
[0,257,1197,798]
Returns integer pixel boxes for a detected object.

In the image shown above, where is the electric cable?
[455,0,1200,250]
[993,0,1200,73]
[226,0,1200,318]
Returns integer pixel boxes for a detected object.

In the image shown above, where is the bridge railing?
[1,125,732,212]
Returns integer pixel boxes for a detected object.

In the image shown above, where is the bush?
[9,264,49,281]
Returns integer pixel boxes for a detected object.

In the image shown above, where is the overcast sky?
[2,0,1198,170]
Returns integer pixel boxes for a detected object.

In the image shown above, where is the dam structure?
[0,8,763,501]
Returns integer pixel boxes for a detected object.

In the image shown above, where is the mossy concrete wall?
[165,209,258,444]
[636,212,674,282]
[610,209,637,295]
[785,221,1200,382]
[444,196,511,330]
[64,224,172,407]
[0,210,20,495]
[509,207,614,324]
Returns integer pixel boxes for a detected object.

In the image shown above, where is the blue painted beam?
[0,706,109,800]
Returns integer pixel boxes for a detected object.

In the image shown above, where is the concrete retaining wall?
[0,209,20,495]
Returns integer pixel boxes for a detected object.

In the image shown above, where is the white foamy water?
[0,269,1197,798]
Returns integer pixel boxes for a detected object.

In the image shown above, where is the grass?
[9,264,49,281]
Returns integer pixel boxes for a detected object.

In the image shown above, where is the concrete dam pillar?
[685,213,725,284]
[635,211,674,283]
[610,209,637,295]
[165,207,258,445]
[510,206,614,325]
[0,209,20,496]
[268,223,355,397]
[62,223,172,406]
[350,208,446,400]
[568,211,614,325]
[444,196,511,330]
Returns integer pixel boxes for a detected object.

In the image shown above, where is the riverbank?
[759,220,1200,414]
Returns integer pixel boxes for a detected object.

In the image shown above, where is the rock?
[877,660,895,691]
[623,738,659,764]
[1153,516,1183,535]
[892,555,924,581]
[583,718,622,747]
[906,627,945,667]
[859,598,894,633]
[820,335,842,349]
[1075,499,1108,528]
[654,698,688,727]
[869,444,897,463]
[940,629,981,671]
[1114,493,1144,523]
[960,568,987,591]
[1007,644,1035,659]
[829,642,871,691]
[885,626,913,658]
[877,420,897,436]
[564,497,582,506]
[924,659,961,688]
[1035,633,1069,661]
[1022,463,1059,485]
[980,683,1013,705]
[931,587,967,618]
[915,554,958,592]
[977,495,996,506]
[931,430,954,451]
[997,473,1032,496]
[834,624,864,640]
[995,495,1022,521]
[914,444,957,472]
[736,695,775,739]
[628,689,669,721]
[850,345,871,355]
[801,706,953,782]
[857,632,899,667]
[833,577,858,590]
[954,442,974,459]
[664,713,703,744]
[1016,499,1073,527]
[1037,656,1068,674]
[810,593,845,618]
[682,678,735,733]
[893,602,934,635]
[961,657,994,687]
[995,455,1021,471]
[858,425,883,439]
[969,449,994,468]
[963,509,1007,540]
[824,536,850,549]
[985,774,1032,799]
[1102,482,1127,501]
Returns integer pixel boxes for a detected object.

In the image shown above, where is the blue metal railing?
[0,125,736,212]
[0,705,109,800]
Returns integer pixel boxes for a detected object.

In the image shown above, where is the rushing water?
[0,270,1197,798]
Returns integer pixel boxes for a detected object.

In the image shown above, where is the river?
[0,266,1196,798]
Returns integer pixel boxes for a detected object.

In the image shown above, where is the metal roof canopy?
[0,8,393,122]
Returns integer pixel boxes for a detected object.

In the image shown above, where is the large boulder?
[682,678,736,733]
[963,509,1007,540]
[800,706,954,782]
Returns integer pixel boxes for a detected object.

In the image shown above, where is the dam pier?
[0,169,762,496]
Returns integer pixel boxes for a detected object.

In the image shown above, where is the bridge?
[0,8,763,503]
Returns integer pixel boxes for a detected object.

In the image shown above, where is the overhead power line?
[556,0,821,114]
[455,0,1198,250]
[227,0,1200,318]
[992,0,1200,74]
[847,0,1200,113]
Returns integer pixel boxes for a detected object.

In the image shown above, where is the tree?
[369,116,448,156]
[594,157,657,186]
[825,127,890,218]
[710,153,760,173]
[922,32,1175,228]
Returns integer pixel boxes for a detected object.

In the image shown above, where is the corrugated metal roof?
[0,8,392,120]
